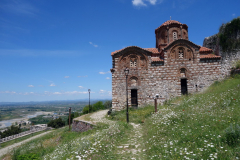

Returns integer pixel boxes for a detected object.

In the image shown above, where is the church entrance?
[131,89,138,108]
[181,79,188,95]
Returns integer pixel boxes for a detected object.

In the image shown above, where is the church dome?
[155,20,189,48]
[155,20,188,31]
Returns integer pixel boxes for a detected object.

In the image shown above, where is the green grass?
[143,75,240,159]
[107,105,154,123]
[3,75,240,160]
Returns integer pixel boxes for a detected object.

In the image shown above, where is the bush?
[0,125,21,138]
[222,124,240,146]
[47,118,65,128]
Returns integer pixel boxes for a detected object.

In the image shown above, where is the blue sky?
[0,0,239,102]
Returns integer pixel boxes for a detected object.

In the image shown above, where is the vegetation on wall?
[0,125,22,138]
[82,100,112,114]
[219,17,240,52]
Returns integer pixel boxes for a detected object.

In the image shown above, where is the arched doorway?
[180,68,188,95]
[130,77,138,108]
[131,89,138,108]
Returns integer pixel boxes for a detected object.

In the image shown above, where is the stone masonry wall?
[112,49,224,110]
[72,120,94,132]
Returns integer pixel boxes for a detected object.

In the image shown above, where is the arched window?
[173,32,177,41]
[180,68,186,77]
[131,78,137,86]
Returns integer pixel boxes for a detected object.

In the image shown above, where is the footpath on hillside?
[0,130,52,158]
[85,109,146,159]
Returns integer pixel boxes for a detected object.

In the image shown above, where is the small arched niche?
[180,68,186,78]
[130,77,138,87]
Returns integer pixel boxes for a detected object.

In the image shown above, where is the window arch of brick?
[129,77,138,87]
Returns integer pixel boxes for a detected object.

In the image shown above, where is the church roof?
[200,54,221,59]
[111,46,160,56]
[155,20,188,31]
[163,39,201,50]
[151,57,163,62]
[199,47,213,53]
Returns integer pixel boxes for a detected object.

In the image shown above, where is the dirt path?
[89,110,146,159]
[0,130,52,158]
[115,122,146,159]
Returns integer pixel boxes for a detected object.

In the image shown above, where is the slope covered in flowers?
[143,75,240,159]
[3,75,240,160]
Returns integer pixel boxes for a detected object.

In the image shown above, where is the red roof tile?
[144,48,160,54]
[155,20,188,31]
[200,54,221,59]
[199,47,213,53]
[111,47,160,56]
[151,57,163,62]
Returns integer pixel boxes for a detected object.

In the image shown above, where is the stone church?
[110,20,222,110]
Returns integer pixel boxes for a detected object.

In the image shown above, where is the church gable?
[117,47,149,70]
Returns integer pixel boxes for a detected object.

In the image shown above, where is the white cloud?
[28,85,34,87]
[53,92,61,95]
[106,77,110,79]
[232,13,236,17]
[64,76,70,78]
[99,71,110,74]
[132,0,146,6]
[99,90,106,94]
[0,91,16,94]
[89,42,98,47]
[132,0,163,6]
[50,83,56,87]
[149,0,157,5]
[78,86,84,89]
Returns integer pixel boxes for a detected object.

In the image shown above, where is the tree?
[47,118,65,128]
[104,101,112,109]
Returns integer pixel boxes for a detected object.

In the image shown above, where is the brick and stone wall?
[111,20,240,111]
[111,49,223,110]
[71,119,94,132]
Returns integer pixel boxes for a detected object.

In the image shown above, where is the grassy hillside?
[2,75,240,160]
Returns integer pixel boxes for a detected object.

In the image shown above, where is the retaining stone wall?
[71,120,94,132]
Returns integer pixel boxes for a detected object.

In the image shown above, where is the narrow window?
[130,59,137,67]
[179,49,184,59]
[173,32,177,40]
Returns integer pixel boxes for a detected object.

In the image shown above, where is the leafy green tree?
[47,118,65,128]
[104,100,112,109]
[92,101,104,111]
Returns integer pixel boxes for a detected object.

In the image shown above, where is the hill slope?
[1,75,240,160]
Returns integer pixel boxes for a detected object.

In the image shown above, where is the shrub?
[47,118,65,128]
[222,124,240,146]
